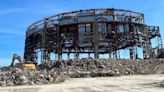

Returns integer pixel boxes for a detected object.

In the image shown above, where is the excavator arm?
[10,54,36,70]
[10,54,24,67]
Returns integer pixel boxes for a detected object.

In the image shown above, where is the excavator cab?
[10,54,36,70]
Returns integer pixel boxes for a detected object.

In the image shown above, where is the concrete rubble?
[0,58,164,87]
[0,68,68,87]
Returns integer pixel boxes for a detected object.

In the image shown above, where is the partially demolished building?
[24,8,163,63]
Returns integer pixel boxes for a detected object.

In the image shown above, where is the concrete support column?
[117,50,120,59]
[130,47,134,60]
[135,46,138,59]
[67,53,70,60]
[88,53,91,58]
[143,45,146,59]
[93,21,99,58]
[113,51,117,59]
[109,52,111,58]
[75,47,79,59]
[55,53,57,60]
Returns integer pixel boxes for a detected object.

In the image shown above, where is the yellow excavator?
[10,54,36,70]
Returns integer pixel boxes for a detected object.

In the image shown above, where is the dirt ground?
[0,74,164,92]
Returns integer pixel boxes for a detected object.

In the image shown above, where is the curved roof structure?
[26,8,144,37]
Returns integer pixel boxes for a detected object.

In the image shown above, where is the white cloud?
[0,8,27,15]
[0,29,25,36]
[24,2,69,15]
[0,3,69,16]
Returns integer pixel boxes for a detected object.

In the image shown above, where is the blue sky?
[0,0,164,66]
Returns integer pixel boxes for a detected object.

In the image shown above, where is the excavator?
[10,54,36,70]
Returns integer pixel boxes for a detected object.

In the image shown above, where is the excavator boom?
[10,54,36,70]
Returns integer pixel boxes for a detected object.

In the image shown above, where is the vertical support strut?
[67,52,70,60]
[75,46,79,59]
[93,24,99,58]
[143,25,151,59]
[41,49,45,62]
[117,50,120,59]
[113,51,117,59]
[33,50,38,64]
[157,34,163,49]
[93,10,99,58]
[130,47,134,60]
[135,46,138,59]
[57,26,61,60]
[109,52,111,58]
[88,53,91,58]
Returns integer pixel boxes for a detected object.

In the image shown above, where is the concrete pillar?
[67,53,70,60]
[93,21,99,58]
[130,47,134,60]
[109,52,111,58]
[113,51,117,59]
[88,53,91,58]
[135,46,138,59]
[75,47,79,59]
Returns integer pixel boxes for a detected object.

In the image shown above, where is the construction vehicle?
[10,54,36,70]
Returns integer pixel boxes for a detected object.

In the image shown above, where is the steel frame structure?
[24,8,163,63]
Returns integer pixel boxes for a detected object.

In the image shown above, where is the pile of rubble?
[38,58,164,77]
[0,68,68,87]
[0,58,164,87]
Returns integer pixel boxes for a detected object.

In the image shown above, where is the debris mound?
[0,68,68,87]
[0,58,164,87]
[38,59,164,77]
